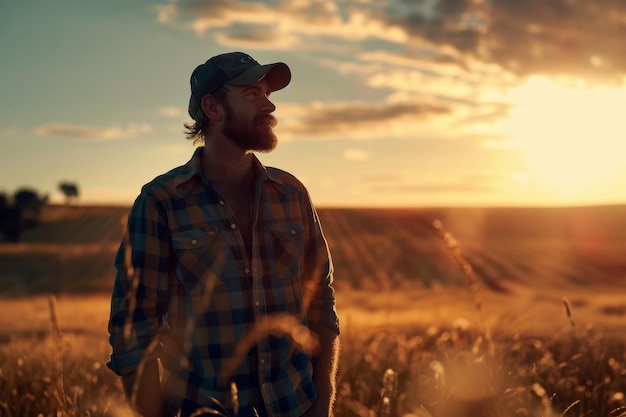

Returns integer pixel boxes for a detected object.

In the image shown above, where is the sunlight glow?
[501,76,625,198]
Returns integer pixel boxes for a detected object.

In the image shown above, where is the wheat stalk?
[432,220,483,317]
[48,295,68,412]
[610,406,626,417]
[218,313,320,387]
[376,368,398,417]
[562,297,576,328]
[562,399,580,416]
[218,264,324,390]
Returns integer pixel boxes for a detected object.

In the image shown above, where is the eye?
[244,88,270,99]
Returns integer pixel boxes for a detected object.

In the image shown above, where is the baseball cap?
[188,52,291,119]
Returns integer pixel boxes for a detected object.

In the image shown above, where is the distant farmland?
[2,204,625,293]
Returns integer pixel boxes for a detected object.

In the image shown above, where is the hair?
[183,86,229,145]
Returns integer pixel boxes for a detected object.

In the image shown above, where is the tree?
[59,182,79,205]
[0,188,48,242]
[15,186,47,221]
[14,188,42,209]
[0,206,21,242]
[0,192,20,242]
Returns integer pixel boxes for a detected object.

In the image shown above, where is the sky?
[1,0,625,208]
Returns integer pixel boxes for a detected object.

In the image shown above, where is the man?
[107,52,340,417]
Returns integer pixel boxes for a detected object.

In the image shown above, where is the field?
[1,204,626,416]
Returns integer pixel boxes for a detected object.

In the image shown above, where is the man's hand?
[121,359,163,417]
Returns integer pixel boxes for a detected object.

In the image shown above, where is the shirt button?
[260,359,265,364]
[261,383,266,388]
[230,223,237,230]
[244,268,250,274]
[290,229,296,235]
[255,301,260,307]
[219,200,225,205]
[191,239,198,245]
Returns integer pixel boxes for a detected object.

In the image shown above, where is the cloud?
[153,0,179,23]
[156,0,626,84]
[215,25,298,49]
[277,99,452,140]
[157,106,184,118]
[360,173,406,184]
[276,92,511,142]
[153,0,626,149]
[381,0,626,83]
[343,148,369,161]
[151,1,521,141]
[360,170,500,195]
[154,0,408,47]
[481,139,520,150]
[369,178,496,194]
[392,182,494,193]
[35,123,152,141]
[355,50,518,99]
[1,125,19,137]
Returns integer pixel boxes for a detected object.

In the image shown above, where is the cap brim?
[226,62,291,92]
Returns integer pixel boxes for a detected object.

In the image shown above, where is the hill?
[1,204,626,333]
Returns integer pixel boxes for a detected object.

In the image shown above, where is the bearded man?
[107,52,340,417]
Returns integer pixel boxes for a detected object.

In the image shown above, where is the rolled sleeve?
[306,258,340,335]
[106,342,163,376]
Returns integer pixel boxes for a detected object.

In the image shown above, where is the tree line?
[0,182,79,242]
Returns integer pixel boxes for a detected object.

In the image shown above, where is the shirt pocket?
[268,222,305,283]
[171,225,224,292]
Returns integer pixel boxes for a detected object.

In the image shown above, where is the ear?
[200,95,224,122]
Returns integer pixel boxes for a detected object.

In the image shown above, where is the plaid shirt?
[107,147,339,417]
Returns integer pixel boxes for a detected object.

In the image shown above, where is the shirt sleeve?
[107,191,171,376]
[302,191,340,335]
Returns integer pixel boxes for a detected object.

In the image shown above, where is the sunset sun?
[502,76,625,198]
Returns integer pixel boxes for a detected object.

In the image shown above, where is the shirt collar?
[173,147,284,190]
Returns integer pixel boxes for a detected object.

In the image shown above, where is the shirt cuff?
[106,344,163,376]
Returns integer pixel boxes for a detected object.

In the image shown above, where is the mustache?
[255,114,277,128]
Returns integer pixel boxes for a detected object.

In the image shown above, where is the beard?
[222,102,278,153]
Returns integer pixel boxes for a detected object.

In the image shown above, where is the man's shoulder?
[140,163,197,201]
[265,167,307,190]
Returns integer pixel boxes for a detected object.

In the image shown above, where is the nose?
[263,96,276,114]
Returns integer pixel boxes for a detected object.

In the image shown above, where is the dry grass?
[1,273,626,417]
[2,310,625,417]
[0,328,128,417]
[336,322,626,417]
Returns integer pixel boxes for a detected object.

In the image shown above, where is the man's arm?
[306,323,340,417]
[121,359,163,417]
[300,192,341,417]
[108,193,171,416]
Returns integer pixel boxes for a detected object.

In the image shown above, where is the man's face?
[221,80,278,153]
